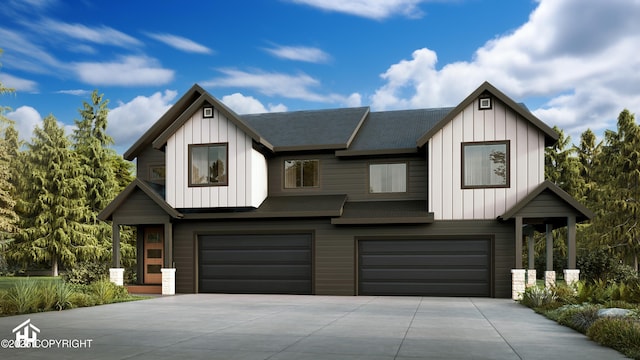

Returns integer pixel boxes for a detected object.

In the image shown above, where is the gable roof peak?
[416,81,559,147]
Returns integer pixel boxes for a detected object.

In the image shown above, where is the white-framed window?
[369,163,407,193]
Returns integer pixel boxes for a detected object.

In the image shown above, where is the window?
[369,163,407,193]
[462,141,510,188]
[149,166,165,181]
[189,143,228,186]
[284,160,319,188]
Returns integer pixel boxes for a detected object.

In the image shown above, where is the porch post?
[112,222,121,268]
[545,224,555,287]
[109,222,123,286]
[527,231,536,288]
[564,215,580,285]
[515,216,523,269]
[162,221,175,295]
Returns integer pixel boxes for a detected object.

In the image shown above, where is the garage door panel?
[200,249,310,263]
[360,254,488,267]
[361,268,490,281]
[359,239,491,297]
[199,264,311,279]
[198,234,312,294]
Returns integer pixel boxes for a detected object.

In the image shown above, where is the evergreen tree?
[545,126,581,197]
[593,110,640,270]
[9,115,97,275]
[0,117,19,239]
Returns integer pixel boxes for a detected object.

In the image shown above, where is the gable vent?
[478,97,492,110]
[203,106,214,118]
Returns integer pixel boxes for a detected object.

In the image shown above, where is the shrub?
[38,281,58,311]
[587,317,640,359]
[555,304,602,333]
[55,281,74,310]
[3,279,39,314]
[551,282,578,305]
[90,279,129,305]
[578,248,639,284]
[520,286,558,308]
[62,261,109,285]
[68,292,95,308]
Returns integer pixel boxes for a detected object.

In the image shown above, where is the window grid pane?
[190,144,228,186]
[284,160,319,188]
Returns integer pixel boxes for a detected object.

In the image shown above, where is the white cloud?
[289,0,425,19]
[264,44,331,63]
[204,68,361,106]
[5,106,42,142]
[146,32,212,54]
[55,89,92,96]
[74,56,174,86]
[370,0,640,141]
[36,19,141,48]
[108,90,178,150]
[221,93,288,114]
[0,73,38,93]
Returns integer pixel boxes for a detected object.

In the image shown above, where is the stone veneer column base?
[109,268,124,286]
[544,271,556,288]
[511,269,526,300]
[564,269,580,286]
[161,268,176,295]
[526,269,537,288]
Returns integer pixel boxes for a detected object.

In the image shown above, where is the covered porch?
[499,181,595,300]
[98,179,183,295]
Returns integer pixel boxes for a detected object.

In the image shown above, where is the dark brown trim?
[335,148,418,157]
[461,140,511,189]
[188,142,229,187]
[416,81,559,148]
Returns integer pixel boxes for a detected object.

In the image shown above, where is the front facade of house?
[99,82,593,298]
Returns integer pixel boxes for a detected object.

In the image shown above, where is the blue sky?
[1,0,639,154]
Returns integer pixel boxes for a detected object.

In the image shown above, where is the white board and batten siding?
[428,98,545,220]
[166,107,268,209]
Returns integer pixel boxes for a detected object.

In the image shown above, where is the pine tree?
[0,117,19,239]
[9,115,97,275]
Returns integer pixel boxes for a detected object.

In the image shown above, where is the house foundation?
[109,268,124,286]
[544,271,556,288]
[161,268,176,295]
[511,269,526,300]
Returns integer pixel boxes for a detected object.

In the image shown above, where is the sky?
[1,0,639,154]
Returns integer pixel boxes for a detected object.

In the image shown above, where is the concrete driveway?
[0,294,627,360]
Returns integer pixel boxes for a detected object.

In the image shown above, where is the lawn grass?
[0,276,62,290]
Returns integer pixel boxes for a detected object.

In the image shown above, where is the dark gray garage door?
[359,239,491,297]
[198,234,312,294]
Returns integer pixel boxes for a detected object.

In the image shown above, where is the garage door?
[358,239,490,297]
[198,234,312,294]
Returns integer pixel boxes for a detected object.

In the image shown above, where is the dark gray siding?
[172,218,515,298]
[111,189,169,224]
[267,153,426,201]
[136,145,165,184]
[514,191,581,218]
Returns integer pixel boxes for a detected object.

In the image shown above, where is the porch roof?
[98,179,183,221]
[331,200,434,225]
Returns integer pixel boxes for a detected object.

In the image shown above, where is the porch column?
[545,224,555,288]
[109,222,123,286]
[111,222,121,268]
[567,216,577,269]
[515,216,523,269]
[163,221,173,268]
[527,232,536,288]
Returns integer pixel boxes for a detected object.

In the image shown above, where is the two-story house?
[99,81,593,299]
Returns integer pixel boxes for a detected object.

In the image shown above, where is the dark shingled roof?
[336,108,453,156]
[242,107,369,151]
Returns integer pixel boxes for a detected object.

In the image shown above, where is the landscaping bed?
[0,276,148,316]
[520,280,640,359]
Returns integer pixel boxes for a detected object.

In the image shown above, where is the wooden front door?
[143,227,164,284]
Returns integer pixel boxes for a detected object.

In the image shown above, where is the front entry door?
[143,227,164,284]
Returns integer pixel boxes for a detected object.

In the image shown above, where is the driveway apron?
[0,294,628,359]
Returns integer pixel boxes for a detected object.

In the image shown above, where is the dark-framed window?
[462,141,510,188]
[284,160,319,188]
[149,165,165,181]
[189,143,228,187]
[369,162,407,193]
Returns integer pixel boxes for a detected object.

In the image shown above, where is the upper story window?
[284,160,319,188]
[462,141,510,189]
[189,143,228,187]
[369,163,407,193]
[149,166,165,181]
